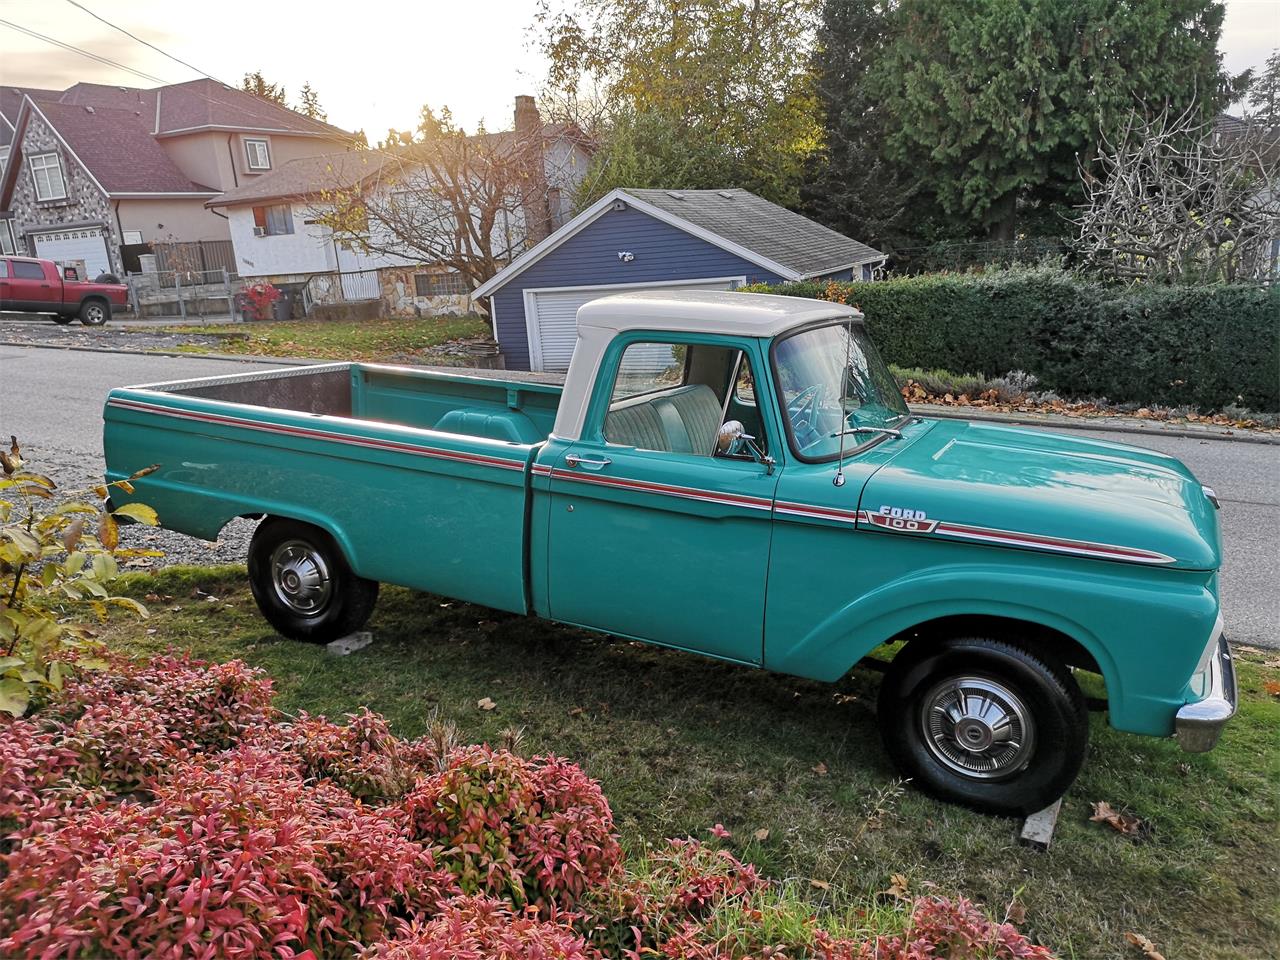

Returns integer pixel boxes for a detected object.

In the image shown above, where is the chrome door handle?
[564,453,612,471]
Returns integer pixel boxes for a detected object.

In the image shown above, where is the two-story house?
[0,80,352,278]
[207,96,592,316]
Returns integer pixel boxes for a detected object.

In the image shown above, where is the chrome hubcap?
[920,676,1034,779]
[87,306,103,321]
[270,540,332,616]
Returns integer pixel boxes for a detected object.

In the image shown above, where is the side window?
[733,357,756,405]
[12,261,44,280]
[602,341,767,460]
[0,260,7,278]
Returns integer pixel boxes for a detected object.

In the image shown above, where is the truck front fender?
[766,562,1218,736]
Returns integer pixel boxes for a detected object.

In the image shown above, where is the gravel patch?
[0,319,227,353]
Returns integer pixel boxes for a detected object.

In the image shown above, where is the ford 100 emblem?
[870,505,939,533]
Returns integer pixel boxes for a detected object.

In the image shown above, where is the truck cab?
[102,290,1236,816]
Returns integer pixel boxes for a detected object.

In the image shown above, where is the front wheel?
[877,637,1088,816]
[79,299,110,325]
[247,517,378,643]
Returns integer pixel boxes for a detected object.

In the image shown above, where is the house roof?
[0,86,61,144]
[473,187,885,298]
[28,100,217,195]
[206,151,394,208]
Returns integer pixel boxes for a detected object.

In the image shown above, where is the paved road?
[4,345,1277,648]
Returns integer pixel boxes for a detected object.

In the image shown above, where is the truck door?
[545,337,780,665]
[6,259,58,311]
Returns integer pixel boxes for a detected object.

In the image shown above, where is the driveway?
[4,345,1277,649]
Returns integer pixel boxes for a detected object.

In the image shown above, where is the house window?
[414,272,468,297]
[251,204,293,236]
[0,145,9,171]
[0,220,16,256]
[244,138,271,170]
[30,153,67,201]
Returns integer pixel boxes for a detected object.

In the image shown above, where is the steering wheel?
[787,383,828,450]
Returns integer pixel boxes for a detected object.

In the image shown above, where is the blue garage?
[472,187,884,372]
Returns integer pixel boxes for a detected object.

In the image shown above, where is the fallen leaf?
[569,707,584,718]
[1090,801,1144,835]
[476,697,497,711]
[809,879,830,891]
[1124,931,1166,960]
[877,873,910,901]
[1263,680,1280,699]
[753,828,770,842]
[1005,899,1027,925]
[812,762,828,776]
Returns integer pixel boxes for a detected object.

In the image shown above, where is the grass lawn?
[161,315,491,361]
[105,566,1279,960]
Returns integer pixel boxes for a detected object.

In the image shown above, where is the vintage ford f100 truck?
[102,291,1235,814]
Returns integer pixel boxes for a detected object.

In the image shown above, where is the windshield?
[772,321,909,461]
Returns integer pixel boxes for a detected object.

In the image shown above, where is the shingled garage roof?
[625,188,882,277]
[206,151,393,208]
[29,100,216,195]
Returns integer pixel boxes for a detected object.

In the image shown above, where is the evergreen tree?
[1247,49,1280,126]
[241,71,287,106]
[298,82,327,122]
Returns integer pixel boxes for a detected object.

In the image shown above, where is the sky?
[0,0,1277,136]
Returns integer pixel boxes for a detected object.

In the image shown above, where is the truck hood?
[859,419,1221,570]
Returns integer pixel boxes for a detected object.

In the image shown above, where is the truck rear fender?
[767,562,1217,736]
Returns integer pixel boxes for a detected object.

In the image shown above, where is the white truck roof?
[577,289,861,338]
[554,290,861,441]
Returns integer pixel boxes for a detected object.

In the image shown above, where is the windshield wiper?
[830,426,903,440]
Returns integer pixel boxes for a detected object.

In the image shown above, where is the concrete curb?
[912,405,1280,446]
[6,338,1276,445]
[0,340,314,366]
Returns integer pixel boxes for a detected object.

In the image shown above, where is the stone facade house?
[0,81,352,277]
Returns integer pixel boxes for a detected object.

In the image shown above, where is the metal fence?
[302,270,381,314]
[126,268,240,320]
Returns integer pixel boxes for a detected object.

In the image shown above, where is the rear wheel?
[79,299,109,326]
[877,636,1088,816]
[247,517,378,643]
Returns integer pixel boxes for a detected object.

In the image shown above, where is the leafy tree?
[297,81,327,122]
[1247,49,1280,126]
[241,70,287,106]
[876,0,1249,241]
[537,0,821,207]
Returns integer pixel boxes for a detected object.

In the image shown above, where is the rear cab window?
[11,261,45,280]
[602,340,769,460]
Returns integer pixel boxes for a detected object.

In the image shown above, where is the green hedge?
[745,270,1280,411]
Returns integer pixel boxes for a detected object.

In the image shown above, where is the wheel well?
[80,295,108,306]
[887,614,1103,678]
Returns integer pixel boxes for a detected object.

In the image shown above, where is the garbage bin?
[272,292,292,322]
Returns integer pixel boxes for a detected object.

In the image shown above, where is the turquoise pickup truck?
[102,291,1235,814]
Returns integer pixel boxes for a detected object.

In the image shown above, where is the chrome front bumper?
[1175,621,1237,753]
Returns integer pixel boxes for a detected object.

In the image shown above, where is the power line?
[61,0,226,87]
[0,18,170,86]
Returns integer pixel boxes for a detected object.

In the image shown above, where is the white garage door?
[32,227,111,278]
[525,278,741,373]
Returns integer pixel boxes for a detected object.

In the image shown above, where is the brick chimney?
[514,95,552,244]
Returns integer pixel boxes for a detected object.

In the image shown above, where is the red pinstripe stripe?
[548,467,773,511]
[930,521,1174,563]
[107,397,526,472]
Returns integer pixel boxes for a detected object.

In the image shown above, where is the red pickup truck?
[0,256,128,325]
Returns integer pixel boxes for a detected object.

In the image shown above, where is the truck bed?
[103,363,563,613]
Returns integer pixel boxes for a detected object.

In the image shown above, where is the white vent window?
[244,138,271,170]
[30,152,67,201]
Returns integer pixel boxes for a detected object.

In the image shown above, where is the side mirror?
[717,420,775,475]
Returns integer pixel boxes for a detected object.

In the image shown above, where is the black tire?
[247,517,379,643]
[79,299,110,326]
[877,636,1088,816]
[52,314,75,325]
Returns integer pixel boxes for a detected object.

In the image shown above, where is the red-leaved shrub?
[357,896,593,959]
[0,745,459,959]
[271,709,427,802]
[0,719,81,846]
[402,746,621,912]
[813,896,1055,960]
